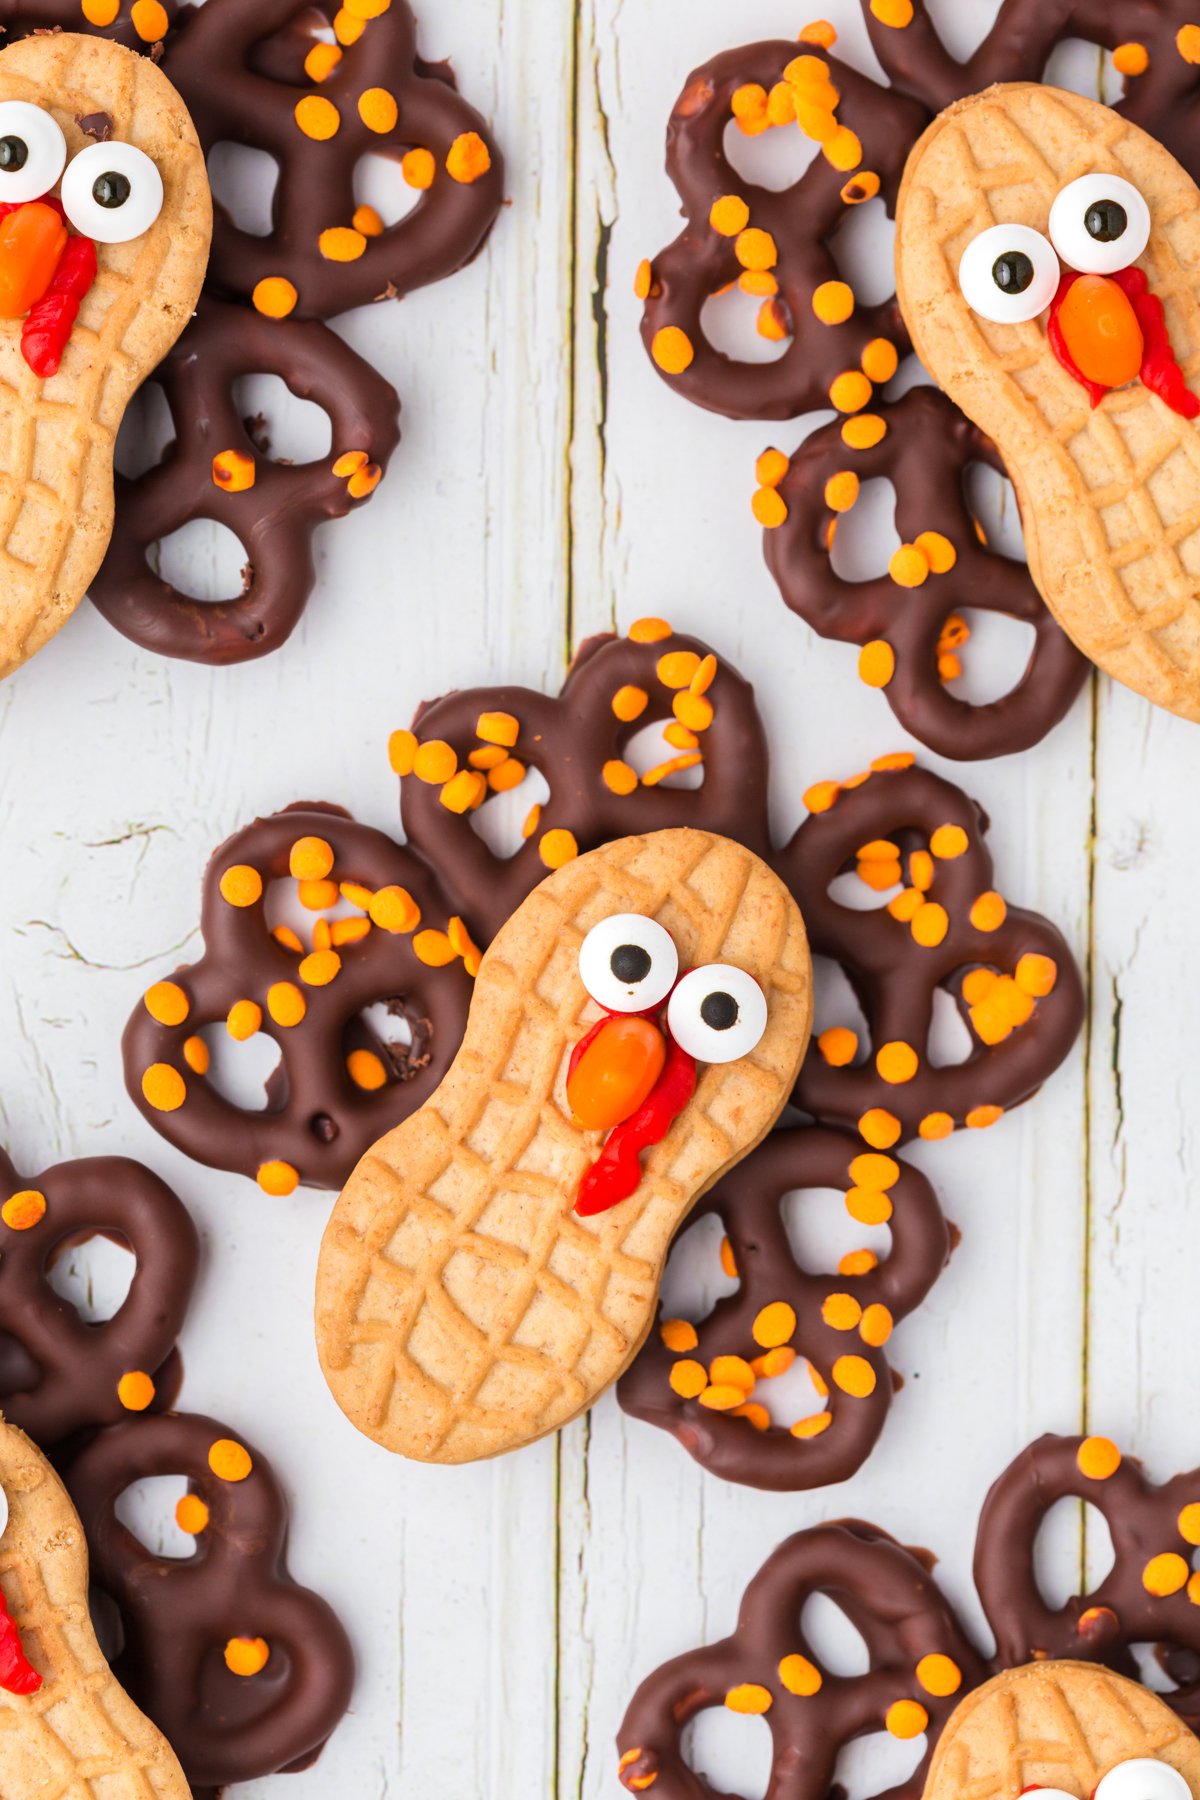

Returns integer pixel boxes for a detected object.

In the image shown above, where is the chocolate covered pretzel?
[397,620,774,945]
[90,297,400,663]
[0,1150,197,1446]
[617,1125,950,1491]
[168,0,505,320]
[777,758,1084,1149]
[124,803,474,1192]
[68,1409,355,1792]
[760,388,1089,760]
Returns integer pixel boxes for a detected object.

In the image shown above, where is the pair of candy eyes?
[0,100,163,244]
[577,913,768,1063]
[1029,1761,1190,1799]
[959,173,1151,324]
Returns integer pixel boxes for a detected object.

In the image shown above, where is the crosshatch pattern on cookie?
[316,830,811,1463]
[617,1124,950,1491]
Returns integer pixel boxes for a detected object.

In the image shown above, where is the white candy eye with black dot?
[578,914,678,1014]
[1048,173,1150,277]
[61,140,163,244]
[1094,1759,1191,1800]
[0,1483,8,1540]
[667,964,767,1064]
[958,223,1060,324]
[0,101,66,204]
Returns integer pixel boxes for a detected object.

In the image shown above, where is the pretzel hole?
[756,1354,832,1430]
[152,521,249,604]
[781,1186,891,1276]
[721,116,817,191]
[827,863,902,911]
[940,610,1037,706]
[195,1021,285,1114]
[114,381,174,481]
[683,1706,773,1800]
[356,152,423,229]
[44,1233,135,1324]
[470,766,551,860]
[832,1727,926,1799]
[115,1475,196,1560]
[658,1212,739,1326]
[265,874,364,942]
[700,284,792,365]
[928,987,973,1068]
[828,476,899,582]
[232,375,334,465]
[207,142,279,238]
[809,958,870,1065]
[1130,1643,1182,1694]
[623,720,704,789]
[1042,39,1126,106]
[350,1001,433,1085]
[965,462,1025,562]
[830,197,896,310]
[1033,1497,1116,1611]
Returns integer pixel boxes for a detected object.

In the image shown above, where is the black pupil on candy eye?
[610,943,651,985]
[1085,199,1127,243]
[700,991,738,1032]
[991,251,1034,295]
[0,137,28,172]
[93,171,130,208]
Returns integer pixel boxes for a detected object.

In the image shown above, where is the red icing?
[0,1588,41,1696]
[574,1033,697,1218]
[0,195,97,379]
[1047,264,1199,418]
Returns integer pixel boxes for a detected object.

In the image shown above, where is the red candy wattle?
[22,233,97,378]
[575,1036,697,1217]
[0,1591,41,1696]
[1048,265,1199,418]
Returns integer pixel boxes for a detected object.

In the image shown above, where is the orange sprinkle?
[791,1411,833,1439]
[226,999,262,1042]
[858,640,895,689]
[611,684,649,723]
[469,745,508,772]
[818,1025,858,1067]
[710,195,750,237]
[633,258,653,301]
[225,1636,270,1677]
[476,710,520,748]
[413,740,458,785]
[665,724,699,751]
[118,1370,155,1412]
[347,1049,388,1092]
[1077,1436,1121,1481]
[334,8,366,43]
[297,878,338,911]
[522,805,541,840]
[725,1684,772,1716]
[752,1302,796,1349]
[346,0,391,16]
[1016,953,1058,997]
[130,0,167,39]
[305,42,343,82]
[757,298,789,343]
[966,1104,1003,1130]
[732,1402,771,1432]
[930,824,967,860]
[861,341,898,387]
[890,544,930,588]
[183,1036,210,1075]
[871,0,915,23]
[859,1303,893,1347]
[652,327,694,375]
[630,617,672,643]
[916,1654,962,1697]
[389,730,420,779]
[842,171,881,205]
[796,98,838,144]
[488,758,526,795]
[970,892,1008,934]
[539,828,578,870]
[804,779,840,814]
[81,0,120,20]
[673,692,713,733]
[830,370,872,413]
[753,1347,796,1379]
[700,1382,753,1413]
[719,1237,738,1279]
[660,1319,698,1353]
[669,1359,707,1399]
[919,1112,954,1141]
[766,81,798,126]
[289,835,334,881]
[798,21,837,47]
[1113,42,1149,76]
[657,650,701,689]
[273,925,303,953]
[825,471,860,514]
[753,487,788,529]
[1144,1552,1190,1597]
[888,889,922,924]
[253,277,298,320]
[876,1041,918,1085]
[144,980,189,1027]
[812,280,854,325]
[412,929,455,968]
[735,228,778,274]
[833,1354,876,1398]
[267,983,306,1028]
[859,1109,901,1150]
[886,1698,928,1739]
[219,865,263,908]
[142,1065,185,1113]
[911,902,949,949]
[842,414,887,451]
[822,1292,862,1331]
[1179,25,1200,63]
[909,851,934,892]
[603,759,639,797]
[872,751,915,772]
[447,131,492,184]
[359,87,399,134]
[1179,1503,1200,1545]
[402,146,436,189]
[213,449,256,493]
[209,1438,253,1482]
[642,753,703,787]
[2,1190,45,1231]
[441,769,488,814]
[756,449,789,490]
[823,126,862,173]
[915,530,957,574]
[175,1494,209,1534]
[850,1153,899,1189]
[730,83,769,133]
[857,857,901,893]
[779,1652,823,1695]
[295,95,340,140]
[319,227,367,262]
[257,1160,299,1197]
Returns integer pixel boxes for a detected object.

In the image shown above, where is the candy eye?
[1049,173,1150,276]
[0,100,66,203]
[0,1483,8,1540]
[60,140,163,243]
[578,914,678,1013]
[1094,1760,1191,1800]
[958,223,1059,323]
[666,964,767,1064]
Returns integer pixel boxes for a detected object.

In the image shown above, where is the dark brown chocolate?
[0,1150,197,1446]
[166,0,505,319]
[89,297,400,664]
[763,388,1089,760]
[122,803,474,1190]
[68,1409,355,1792]
[777,760,1084,1145]
[617,1126,950,1491]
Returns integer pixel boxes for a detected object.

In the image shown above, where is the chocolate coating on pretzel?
[168,0,504,319]
[0,0,180,50]
[399,626,773,945]
[777,759,1084,1146]
[617,1125,950,1491]
[123,803,473,1191]
[0,1150,197,1446]
[68,1410,354,1791]
[89,297,400,664]
[617,1517,988,1798]
[639,41,925,420]
[763,388,1088,760]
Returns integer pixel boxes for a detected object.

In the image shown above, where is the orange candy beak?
[0,202,67,320]
[1055,273,1144,390]
[567,1015,667,1133]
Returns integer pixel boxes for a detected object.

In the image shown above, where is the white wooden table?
[1,2,1196,1793]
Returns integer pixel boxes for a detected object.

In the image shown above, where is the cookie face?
[897,81,1200,720]
[923,1662,1200,1799]
[316,827,812,1463]
[0,30,210,677]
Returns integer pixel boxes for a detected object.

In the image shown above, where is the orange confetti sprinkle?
[886,1698,928,1739]
[710,194,750,237]
[859,640,895,689]
[858,1109,901,1150]
[652,326,694,375]
[319,226,367,262]
[830,370,872,413]
[295,95,340,140]
[812,279,854,324]
[1077,1436,1121,1481]
[660,1319,698,1353]
[118,1370,155,1412]
[213,449,255,493]
[142,1065,185,1113]
[447,131,491,184]
[669,1359,707,1399]
[779,1652,823,1695]
[130,0,168,39]
[1113,42,1149,76]
[208,1438,253,1482]
[225,1636,271,1677]
[176,1494,209,1534]
[257,1160,299,1197]
[359,87,399,134]
[402,146,436,189]
[752,1302,796,1349]
[817,1026,858,1066]
[919,1112,954,1141]
[1144,1552,1190,1597]
[219,865,263,908]
[725,1684,772,1715]
[267,983,306,1028]
[145,980,189,1027]
[347,1049,388,1092]
[917,1654,962,1697]
[539,828,578,870]
[2,1190,45,1231]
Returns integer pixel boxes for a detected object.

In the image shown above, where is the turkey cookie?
[124,803,474,1193]
[0,31,210,678]
[0,1418,189,1796]
[316,828,812,1464]
[0,1149,197,1446]
[396,620,773,944]
[760,386,1089,760]
[777,756,1084,1149]
[897,81,1200,720]
[69,1411,354,1791]
[617,1125,950,1491]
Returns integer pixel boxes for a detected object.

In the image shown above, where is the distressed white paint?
[0,2,1189,1794]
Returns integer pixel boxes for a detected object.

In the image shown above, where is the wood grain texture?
[0,3,1184,1795]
